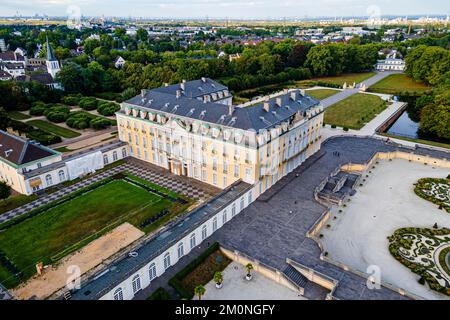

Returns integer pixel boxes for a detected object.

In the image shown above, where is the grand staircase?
[283,265,308,289]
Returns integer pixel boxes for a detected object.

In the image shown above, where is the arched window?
[202,225,207,240]
[113,288,123,300]
[103,154,109,165]
[190,233,196,249]
[45,174,52,186]
[113,151,118,161]
[148,263,156,282]
[212,217,218,232]
[58,170,65,182]
[177,242,184,259]
[122,148,127,158]
[222,210,228,225]
[163,252,171,270]
[131,274,141,294]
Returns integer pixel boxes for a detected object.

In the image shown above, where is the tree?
[0,107,11,130]
[136,28,148,42]
[214,272,223,288]
[194,285,206,300]
[287,43,311,68]
[55,62,85,93]
[0,182,11,202]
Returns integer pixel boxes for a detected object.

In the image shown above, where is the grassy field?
[306,89,340,100]
[311,72,376,86]
[0,175,190,288]
[368,74,430,94]
[324,93,387,130]
[379,133,450,150]
[7,111,31,120]
[27,120,81,139]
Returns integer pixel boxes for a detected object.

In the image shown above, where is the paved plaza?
[198,262,306,300]
[320,159,450,300]
[213,136,450,300]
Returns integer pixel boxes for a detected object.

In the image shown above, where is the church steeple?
[45,37,60,79]
[46,37,57,61]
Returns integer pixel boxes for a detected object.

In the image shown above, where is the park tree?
[287,43,312,68]
[136,28,149,42]
[0,182,11,202]
[0,108,11,130]
[55,62,85,93]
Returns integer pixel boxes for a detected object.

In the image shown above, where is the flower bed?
[414,178,450,213]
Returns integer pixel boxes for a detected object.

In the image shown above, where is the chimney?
[228,105,234,116]
[263,102,270,112]
[180,82,185,91]
[176,89,182,99]
[141,89,146,98]
[275,97,282,107]
[300,89,306,96]
[290,91,298,101]
[201,77,206,83]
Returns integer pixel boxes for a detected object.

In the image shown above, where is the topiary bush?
[97,101,120,116]
[29,101,47,116]
[62,94,83,106]
[43,105,70,123]
[79,97,98,111]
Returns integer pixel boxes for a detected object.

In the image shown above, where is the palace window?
[113,288,123,301]
[45,174,53,186]
[148,263,157,282]
[190,233,196,249]
[122,148,127,158]
[231,203,236,217]
[212,217,218,232]
[202,225,207,240]
[222,210,228,225]
[163,253,171,270]
[58,170,65,182]
[113,151,118,161]
[103,154,109,165]
[177,242,184,259]
[131,274,141,294]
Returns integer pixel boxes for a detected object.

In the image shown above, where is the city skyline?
[0,0,449,19]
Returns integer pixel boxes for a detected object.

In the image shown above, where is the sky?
[0,0,448,19]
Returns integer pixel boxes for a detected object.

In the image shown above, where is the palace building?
[117,78,323,195]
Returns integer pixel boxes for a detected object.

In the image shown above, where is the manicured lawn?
[324,93,387,130]
[369,74,430,94]
[312,72,376,86]
[7,111,31,120]
[0,175,191,288]
[306,89,339,100]
[27,120,81,139]
[379,133,450,150]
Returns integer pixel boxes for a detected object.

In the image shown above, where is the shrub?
[79,97,98,111]
[343,127,349,132]
[29,101,47,116]
[97,101,120,116]
[90,117,112,130]
[331,124,337,129]
[66,113,92,129]
[62,94,83,106]
[44,105,70,123]
[121,88,138,101]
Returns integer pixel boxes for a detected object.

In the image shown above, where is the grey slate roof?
[152,78,227,99]
[125,83,320,132]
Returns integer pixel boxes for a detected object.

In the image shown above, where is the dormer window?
[4,149,12,157]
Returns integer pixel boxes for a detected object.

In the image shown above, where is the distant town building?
[1,62,25,78]
[0,39,7,52]
[0,70,12,81]
[376,51,406,71]
[114,56,126,68]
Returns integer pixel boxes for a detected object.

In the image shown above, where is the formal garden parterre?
[388,227,450,296]
[0,172,192,289]
[414,178,450,213]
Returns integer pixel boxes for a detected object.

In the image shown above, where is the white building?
[376,57,406,71]
[114,56,126,69]
[0,130,128,195]
[1,62,25,78]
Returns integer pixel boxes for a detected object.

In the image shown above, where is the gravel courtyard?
[320,159,450,300]
[198,262,306,300]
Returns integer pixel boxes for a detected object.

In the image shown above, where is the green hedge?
[169,242,220,299]
[414,178,450,213]
[147,287,172,300]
